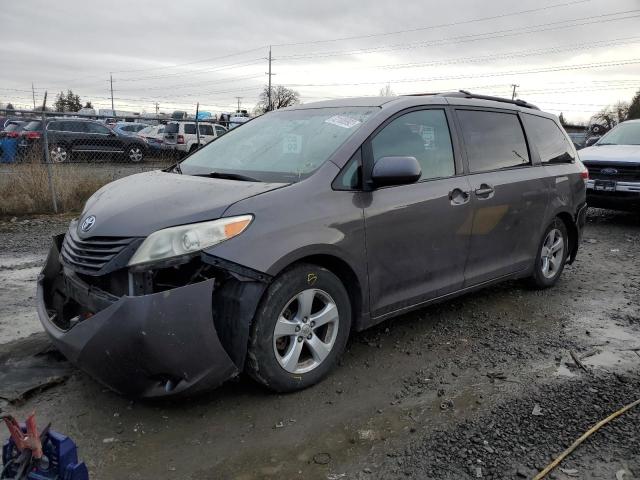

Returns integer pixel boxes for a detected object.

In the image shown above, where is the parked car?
[0,120,27,138]
[136,125,166,151]
[43,118,147,162]
[579,119,640,210]
[37,92,587,398]
[163,121,226,155]
[567,131,587,149]
[112,122,149,137]
[16,120,43,159]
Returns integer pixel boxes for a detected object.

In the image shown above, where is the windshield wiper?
[196,171,260,182]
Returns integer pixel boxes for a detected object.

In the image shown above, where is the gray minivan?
[37,91,587,397]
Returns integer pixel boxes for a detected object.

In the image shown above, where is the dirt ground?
[0,208,638,480]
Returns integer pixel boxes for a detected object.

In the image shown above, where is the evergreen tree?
[628,89,640,120]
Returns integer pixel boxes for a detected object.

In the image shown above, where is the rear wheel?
[528,218,568,289]
[246,263,351,392]
[49,144,69,163]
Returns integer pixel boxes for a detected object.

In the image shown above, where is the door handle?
[449,188,470,205]
[474,184,495,199]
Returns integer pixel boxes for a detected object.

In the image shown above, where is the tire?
[49,144,70,163]
[188,144,199,154]
[125,144,145,163]
[527,218,569,289]
[246,263,352,392]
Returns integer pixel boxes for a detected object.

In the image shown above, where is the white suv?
[163,121,227,156]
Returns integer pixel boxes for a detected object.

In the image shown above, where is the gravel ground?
[0,208,638,479]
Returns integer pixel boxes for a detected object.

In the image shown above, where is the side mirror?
[371,156,421,187]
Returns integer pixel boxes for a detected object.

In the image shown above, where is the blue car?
[112,122,149,137]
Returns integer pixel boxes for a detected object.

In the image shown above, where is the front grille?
[61,227,136,274]
[584,161,640,181]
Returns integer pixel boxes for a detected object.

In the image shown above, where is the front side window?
[86,122,111,134]
[62,121,88,133]
[371,109,455,180]
[199,124,214,135]
[523,114,574,164]
[215,125,226,135]
[457,110,530,173]
[180,107,376,183]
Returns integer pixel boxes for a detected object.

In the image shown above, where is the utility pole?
[511,84,519,100]
[110,73,115,115]
[31,83,36,110]
[155,102,159,116]
[235,96,242,112]
[267,46,272,111]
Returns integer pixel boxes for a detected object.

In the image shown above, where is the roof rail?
[443,90,540,110]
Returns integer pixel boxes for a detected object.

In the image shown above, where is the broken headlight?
[128,215,253,267]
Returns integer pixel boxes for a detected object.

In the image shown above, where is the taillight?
[6,131,19,138]
[579,163,589,184]
[177,134,185,144]
[24,131,41,140]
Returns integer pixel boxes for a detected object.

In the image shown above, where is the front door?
[454,108,548,285]
[363,108,474,318]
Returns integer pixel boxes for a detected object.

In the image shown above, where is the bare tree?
[379,83,395,97]
[590,101,629,130]
[256,85,300,113]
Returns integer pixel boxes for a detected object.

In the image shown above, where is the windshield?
[180,107,377,182]
[597,122,640,145]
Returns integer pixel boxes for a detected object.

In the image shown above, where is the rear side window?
[199,124,214,135]
[523,114,575,164]
[165,123,179,134]
[457,110,530,173]
[371,109,455,180]
[184,124,196,135]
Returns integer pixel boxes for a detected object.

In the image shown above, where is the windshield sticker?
[324,115,362,129]
[282,134,303,154]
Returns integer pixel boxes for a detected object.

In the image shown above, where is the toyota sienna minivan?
[37,91,587,397]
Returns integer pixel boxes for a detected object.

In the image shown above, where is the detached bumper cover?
[37,236,256,398]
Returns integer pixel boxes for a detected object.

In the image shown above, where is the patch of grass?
[0,163,113,215]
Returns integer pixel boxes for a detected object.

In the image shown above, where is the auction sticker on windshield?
[283,134,303,154]
[324,115,362,129]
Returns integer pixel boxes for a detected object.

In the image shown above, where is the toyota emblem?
[80,215,96,232]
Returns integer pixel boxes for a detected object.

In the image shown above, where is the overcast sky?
[2,0,639,121]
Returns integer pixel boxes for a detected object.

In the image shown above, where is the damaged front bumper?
[37,235,266,398]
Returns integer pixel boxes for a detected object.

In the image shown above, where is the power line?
[277,9,640,60]
[282,58,640,88]
[273,0,590,47]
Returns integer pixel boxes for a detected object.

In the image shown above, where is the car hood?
[79,170,287,238]
[579,145,640,163]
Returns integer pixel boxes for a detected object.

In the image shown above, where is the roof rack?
[442,90,540,110]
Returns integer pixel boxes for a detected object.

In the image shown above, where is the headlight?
[128,215,253,266]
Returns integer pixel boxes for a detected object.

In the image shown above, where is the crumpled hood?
[78,170,286,238]
[580,145,640,164]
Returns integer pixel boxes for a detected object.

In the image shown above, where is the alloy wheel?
[540,228,564,279]
[273,288,340,374]
[128,146,143,162]
[50,146,67,163]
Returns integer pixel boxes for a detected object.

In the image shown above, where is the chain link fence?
[0,107,229,215]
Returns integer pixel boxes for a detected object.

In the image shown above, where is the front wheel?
[125,144,145,163]
[246,264,351,392]
[528,218,569,289]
